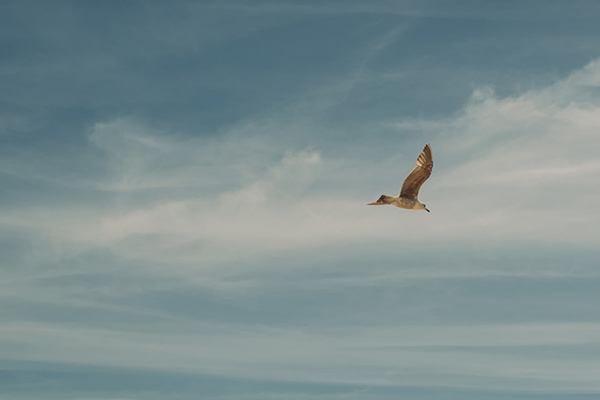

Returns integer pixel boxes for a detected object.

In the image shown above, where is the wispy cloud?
[3,320,600,391]
[3,59,600,269]
[3,15,600,393]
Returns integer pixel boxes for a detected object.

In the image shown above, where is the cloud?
[3,320,600,392]
[3,58,600,271]
[93,57,600,256]
[390,59,600,243]
[4,4,600,398]
[3,56,600,395]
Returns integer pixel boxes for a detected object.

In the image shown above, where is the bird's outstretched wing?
[399,144,433,200]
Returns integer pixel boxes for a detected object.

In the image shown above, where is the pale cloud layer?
[2,59,600,396]
[4,59,600,268]
[3,321,600,392]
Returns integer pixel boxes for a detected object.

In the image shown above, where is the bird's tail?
[368,195,392,205]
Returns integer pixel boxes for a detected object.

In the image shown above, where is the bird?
[368,143,433,212]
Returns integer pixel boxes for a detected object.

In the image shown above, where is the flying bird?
[368,143,433,212]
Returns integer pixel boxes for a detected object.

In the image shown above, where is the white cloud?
[5,6,600,398]
[394,60,600,244]
[92,55,600,261]
[3,59,600,273]
[2,54,600,400]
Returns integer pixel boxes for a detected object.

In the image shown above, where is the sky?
[2,1,600,399]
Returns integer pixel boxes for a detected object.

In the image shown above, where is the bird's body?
[368,144,433,212]
[370,194,425,210]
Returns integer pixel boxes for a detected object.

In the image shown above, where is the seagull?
[368,143,433,212]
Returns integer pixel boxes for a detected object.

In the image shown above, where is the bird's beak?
[425,208,430,212]
[367,202,379,205]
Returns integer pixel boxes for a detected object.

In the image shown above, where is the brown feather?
[399,144,433,199]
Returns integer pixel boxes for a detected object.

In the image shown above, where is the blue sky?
[2,1,600,399]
